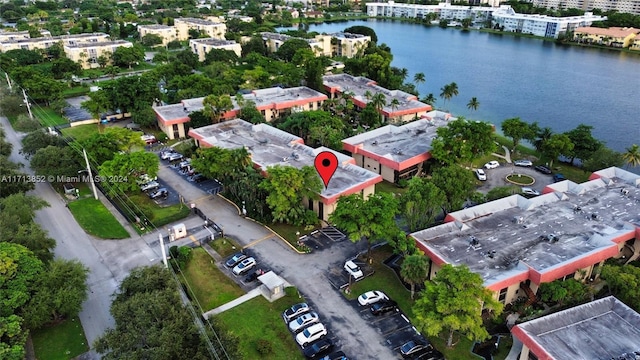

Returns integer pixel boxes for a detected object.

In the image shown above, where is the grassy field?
[127,193,191,228]
[269,222,318,248]
[62,85,91,98]
[181,248,244,311]
[61,124,100,141]
[215,287,305,360]
[210,237,242,258]
[430,333,482,360]
[31,316,89,360]
[68,198,129,239]
[375,180,408,196]
[34,107,68,126]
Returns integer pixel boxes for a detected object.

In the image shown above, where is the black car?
[189,173,207,183]
[225,253,247,268]
[244,269,265,283]
[534,165,552,174]
[149,188,168,200]
[413,348,445,360]
[303,338,333,359]
[370,300,398,316]
[320,351,348,360]
[553,173,566,182]
[401,340,430,358]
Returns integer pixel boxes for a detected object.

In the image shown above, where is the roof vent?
[487,250,496,259]
[621,189,629,195]
[371,140,378,146]
[513,216,524,224]
[258,139,268,144]
[183,106,188,112]
[574,205,582,212]
[591,213,598,221]
[469,236,479,247]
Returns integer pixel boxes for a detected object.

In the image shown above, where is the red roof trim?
[511,326,554,360]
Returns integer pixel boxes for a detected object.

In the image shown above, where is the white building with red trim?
[410,167,640,305]
[188,119,382,221]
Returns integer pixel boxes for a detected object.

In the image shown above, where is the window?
[172,124,180,139]
[498,287,508,303]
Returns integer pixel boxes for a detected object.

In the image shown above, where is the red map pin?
[314,151,338,188]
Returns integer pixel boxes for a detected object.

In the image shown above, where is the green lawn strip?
[494,335,513,360]
[215,287,305,360]
[68,198,129,239]
[127,193,191,228]
[268,222,318,248]
[210,237,242,258]
[375,180,408,196]
[181,248,244,311]
[31,316,89,360]
[63,85,91,98]
[430,333,482,360]
[61,124,99,141]
[34,107,68,126]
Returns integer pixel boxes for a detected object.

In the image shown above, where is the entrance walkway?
[203,287,263,318]
[492,145,512,163]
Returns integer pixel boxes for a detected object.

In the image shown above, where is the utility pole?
[82,148,99,200]
[21,89,33,119]
[4,73,11,91]
[159,233,168,269]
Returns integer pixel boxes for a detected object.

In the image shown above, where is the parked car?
[514,159,533,167]
[370,300,398,315]
[295,323,327,347]
[320,351,348,360]
[189,173,206,183]
[475,168,487,181]
[148,188,168,200]
[357,290,388,306]
[401,340,429,358]
[160,150,176,160]
[283,303,310,323]
[224,253,247,268]
[140,181,160,192]
[484,160,500,169]
[302,338,333,358]
[167,153,184,162]
[413,349,445,360]
[344,260,363,279]
[141,134,157,144]
[553,173,567,182]
[521,187,540,197]
[136,174,157,185]
[534,165,552,175]
[232,257,256,275]
[178,160,191,169]
[289,311,320,333]
[244,268,265,283]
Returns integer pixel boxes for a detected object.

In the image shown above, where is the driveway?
[476,162,554,194]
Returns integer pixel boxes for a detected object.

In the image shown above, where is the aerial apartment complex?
[512,296,640,359]
[137,17,226,46]
[530,0,640,16]
[574,26,640,48]
[153,86,328,139]
[189,38,242,61]
[188,119,382,221]
[323,73,432,123]
[342,111,453,184]
[260,32,371,58]
[367,2,502,20]
[137,24,177,46]
[411,166,640,305]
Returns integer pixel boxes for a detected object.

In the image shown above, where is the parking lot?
[157,148,225,195]
[476,161,554,194]
[300,226,347,251]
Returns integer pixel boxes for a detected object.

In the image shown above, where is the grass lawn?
[61,124,100,141]
[181,248,244,311]
[34,107,68,126]
[68,198,129,239]
[31,316,89,360]
[215,287,305,360]
[209,237,242,258]
[62,85,91,98]
[430,332,482,360]
[375,180,408,196]
[127,193,191,228]
[269,222,318,248]
[495,335,513,360]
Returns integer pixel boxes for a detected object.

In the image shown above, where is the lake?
[292,20,640,164]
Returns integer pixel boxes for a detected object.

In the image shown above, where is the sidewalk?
[202,287,263,318]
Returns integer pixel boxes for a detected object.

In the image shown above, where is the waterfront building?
[574,26,639,48]
[174,18,227,41]
[410,167,640,305]
[512,296,640,359]
[64,40,133,69]
[323,73,432,123]
[531,0,640,16]
[189,38,242,61]
[366,2,504,20]
[137,24,177,46]
[330,32,370,57]
[260,32,331,57]
[631,35,640,51]
[153,86,328,139]
[188,119,382,221]
[342,111,453,184]
[491,7,606,38]
[260,32,370,58]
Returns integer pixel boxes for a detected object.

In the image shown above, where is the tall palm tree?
[449,82,459,101]
[439,83,452,109]
[421,93,436,107]
[413,72,426,87]
[390,98,400,123]
[370,93,387,123]
[534,127,553,152]
[399,68,409,82]
[400,253,429,300]
[623,144,640,168]
[467,97,480,112]
[364,90,373,101]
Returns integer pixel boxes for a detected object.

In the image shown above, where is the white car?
[141,134,157,144]
[357,290,389,306]
[522,187,540,197]
[344,260,363,279]
[295,323,327,347]
[484,161,500,169]
[289,311,319,333]
[232,257,256,275]
[167,153,184,162]
[136,174,157,185]
[514,159,533,167]
[160,150,176,160]
[475,168,487,181]
[140,181,160,192]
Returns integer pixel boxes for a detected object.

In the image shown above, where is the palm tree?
[399,68,409,82]
[449,82,459,101]
[534,127,553,152]
[467,97,480,112]
[439,83,452,109]
[364,90,373,101]
[413,72,426,87]
[370,93,387,123]
[421,93,436,107]
[390,98,400,123]
[623,144,640,168]
[400,253,429,300]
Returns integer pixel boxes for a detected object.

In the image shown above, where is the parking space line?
[189,235,199,245]
[243,235,274,249]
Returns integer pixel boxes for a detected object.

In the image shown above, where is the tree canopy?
[563,124,602,165]
[99,151,159,193]
[401,253,429,299]
[343,25,378,43]
[430,165,477,214]
[400,177,446,232]
[601,264,640,311]
[501,117,537,150]
[430,118,496,165]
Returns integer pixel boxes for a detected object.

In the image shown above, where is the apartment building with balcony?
[189,38,241,61]
[531,0,640,16]
[574,26,639,48]
[64,40,133,69]
[174,17,226,40]
[0,32,109,52]
[366,2,502,20]
[491,7,606,38]
[330,32,370,57]
[137,24,177,46]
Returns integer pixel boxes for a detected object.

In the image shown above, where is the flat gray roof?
[260,32,321,45]
[513,296,640,359]
[64,40,131,48]
[176,17,223,25]
[189,119,381,199]
[0,32,108,44]
[323,73,431,115]
[330,32,370,40]
[411,167,640,286]
[190,38,237,46]
[342,111,454,163]
[138,24,173,29]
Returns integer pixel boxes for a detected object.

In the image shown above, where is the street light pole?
[82,148,99,200]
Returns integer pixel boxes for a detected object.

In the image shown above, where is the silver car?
[289,312,319,333]
[140,181,160,192]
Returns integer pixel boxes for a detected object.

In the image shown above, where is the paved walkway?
[505,337,523,360]
[203,287,264,318]
[492,145,512,163]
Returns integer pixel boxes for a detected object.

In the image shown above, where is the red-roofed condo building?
[188,119,382,221]
[342,111,453,184]
[410,167,640,305]
[153,86,328,140]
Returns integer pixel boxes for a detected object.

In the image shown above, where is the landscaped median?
[67,198,129,239]
[31,316,89,360]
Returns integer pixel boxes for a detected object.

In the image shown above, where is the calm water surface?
[303,20,640,158]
